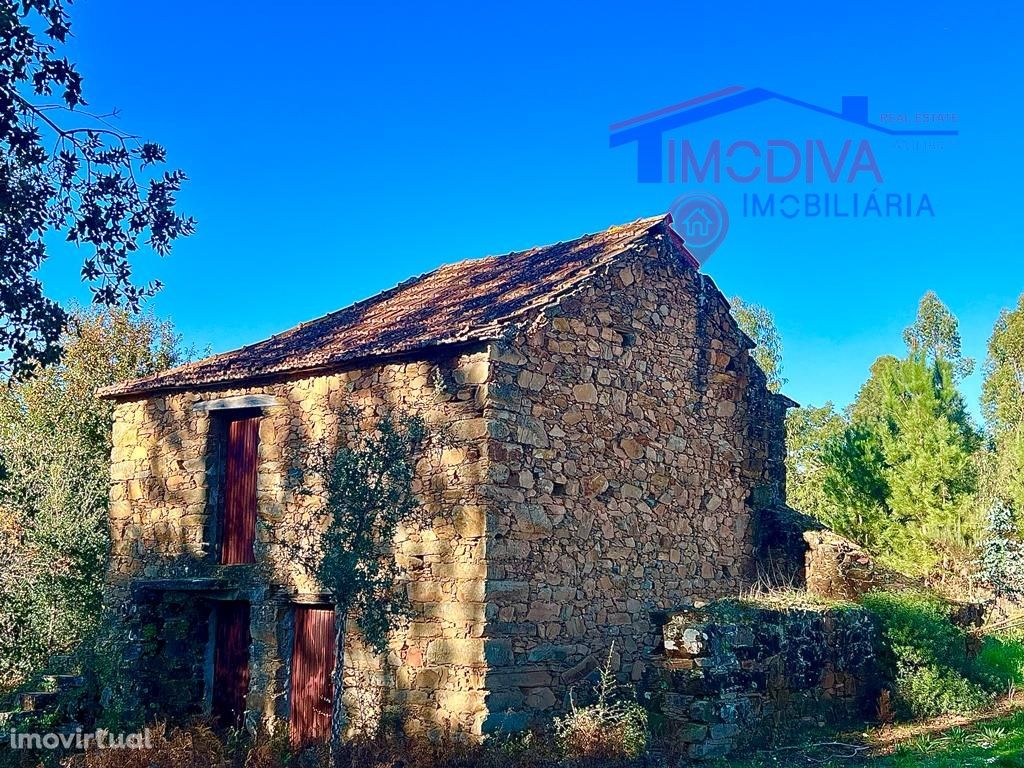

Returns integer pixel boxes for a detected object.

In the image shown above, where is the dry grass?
[52,723,560,768]
[736,583,852,612]
[63,721,229,768]
[866,693,1024,755]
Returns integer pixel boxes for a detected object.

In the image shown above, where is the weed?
[552,644,648,761]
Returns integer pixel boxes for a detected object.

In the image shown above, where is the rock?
[572,383,599,404]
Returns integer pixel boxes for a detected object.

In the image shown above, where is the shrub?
[895,662,988,718]
[861,589,991,718]
[553,647,648,761]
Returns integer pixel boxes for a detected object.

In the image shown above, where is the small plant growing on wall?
[288,408,442,757]
[553,645,648,761]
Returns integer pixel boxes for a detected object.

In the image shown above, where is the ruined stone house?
[99,214,794,742]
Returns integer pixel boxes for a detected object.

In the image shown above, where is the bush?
[895,662,988,718]
[861,589,992,718]
[975,633,1024,690]
[553,647,648,761]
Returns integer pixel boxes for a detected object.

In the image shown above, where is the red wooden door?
[221,415,259,564]
[211,601,251,727]
[290,606,335,746]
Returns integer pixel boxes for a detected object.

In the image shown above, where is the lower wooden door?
[289,606,336,746]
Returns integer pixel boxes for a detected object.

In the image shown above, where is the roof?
[101,214,692,398]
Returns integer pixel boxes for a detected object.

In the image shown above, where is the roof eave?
[97,337,496,401]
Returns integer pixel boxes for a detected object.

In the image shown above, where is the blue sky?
[40,0,1023,421]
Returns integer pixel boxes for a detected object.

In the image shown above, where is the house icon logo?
[668,192,728,265]
[682,207,712,239]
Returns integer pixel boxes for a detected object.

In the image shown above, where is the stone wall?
[107,350,494,736]
[755,505,928,602]
[105,238,791,739]
[127,586,213,722]
[648,600,878,759]
[479,240,790,728]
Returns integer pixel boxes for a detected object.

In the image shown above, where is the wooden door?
[221,414,259,564]
[211,601,251,727]
[289,606,335,746]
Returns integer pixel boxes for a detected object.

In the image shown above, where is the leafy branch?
[0,0,195,377]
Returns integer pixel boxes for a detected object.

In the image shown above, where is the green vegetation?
[553,646,648,761]
[0,307,187,690]
[730,296,786,392]
[983,293,1024,526]
[861,590,1024,719]
[781,290,1024,578]
[283,411,445,757]
[881,713,1024,767]
[715,710,1024,767]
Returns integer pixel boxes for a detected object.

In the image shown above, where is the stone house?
[99,214,794,742]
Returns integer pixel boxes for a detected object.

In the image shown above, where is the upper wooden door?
[221,414,259,564]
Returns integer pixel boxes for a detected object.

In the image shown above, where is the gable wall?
[479,241,786,727]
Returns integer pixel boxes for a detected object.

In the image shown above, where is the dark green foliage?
[811,353,981,569]
[859,590,1024,718]
[788,293,988,572]
[975,633,1024,690]
[0,0,194,377]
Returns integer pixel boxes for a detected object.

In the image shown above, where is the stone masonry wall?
[106,236,792,740]
[107,350,494,737]
[649,601,878,759]
[478,239,789,729]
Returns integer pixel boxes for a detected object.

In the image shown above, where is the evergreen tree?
[822,353,981,567]
[903,291,974,379]
[730,297,786,392]
[982,294,1024,520]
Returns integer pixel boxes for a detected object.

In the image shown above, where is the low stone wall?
[646,600,879,759]
[756,505,917,599]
